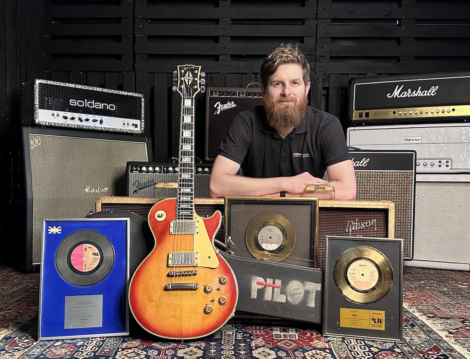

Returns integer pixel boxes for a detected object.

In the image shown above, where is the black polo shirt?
[218,105,350,178]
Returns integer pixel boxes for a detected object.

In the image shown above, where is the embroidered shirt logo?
[293,153,311,158]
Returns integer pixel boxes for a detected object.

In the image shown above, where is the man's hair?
[260,44,310,88]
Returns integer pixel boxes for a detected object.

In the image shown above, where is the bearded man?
[209,44,356,200]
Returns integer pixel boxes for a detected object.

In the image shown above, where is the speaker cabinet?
[1,127,151,272]
[408,174,470,270]
[342,149,416,259]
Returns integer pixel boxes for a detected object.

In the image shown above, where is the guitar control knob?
[204,285,213,294]
[204,305,213,314]
[218,296,227,305]
[219,276,228,285]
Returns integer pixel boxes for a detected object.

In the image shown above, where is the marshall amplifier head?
[21,79,144,134]
[205,87,264,161]
[127,161,213,198]
[349,72,470,125]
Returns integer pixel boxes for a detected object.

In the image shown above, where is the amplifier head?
[127,161,213,198]
[21,79,144,134]
[349,71,470,125]
[205,87,264,161]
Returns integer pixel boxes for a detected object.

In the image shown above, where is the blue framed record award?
[39,218,129,340]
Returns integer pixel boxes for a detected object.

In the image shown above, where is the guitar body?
[129,198,238,339]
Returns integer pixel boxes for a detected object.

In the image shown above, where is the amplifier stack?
[348,71,470,270]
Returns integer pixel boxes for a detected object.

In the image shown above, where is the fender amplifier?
[349,72,470,125]
[1,127,151,273]
[21,79,144,134]
[126,161,213,198]
[205,87,264,161]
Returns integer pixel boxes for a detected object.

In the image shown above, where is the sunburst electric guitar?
[129,65,238,340]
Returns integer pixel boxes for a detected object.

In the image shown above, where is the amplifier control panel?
[129,164,212,174]
[416,158,452,172]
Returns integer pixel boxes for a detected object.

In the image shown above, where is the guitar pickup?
[170,220,198,234]
[168,251,199,266]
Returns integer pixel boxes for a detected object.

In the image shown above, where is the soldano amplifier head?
[349,71,470,125]
[205,87,264,161]
[21,79,144,134]
[94,196,225,243]
[126,161,212,198]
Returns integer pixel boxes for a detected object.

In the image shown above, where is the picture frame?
[323,235,403,341]
[224,197,319,268]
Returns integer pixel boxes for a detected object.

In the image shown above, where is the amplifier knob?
[204,167,210,173]
[398,111,402,115]
[404,111,407,115]
[420,110,423,114]
[425,110,428,114]
[142,167,147,172]
[148,167,153,171]
[423,162,428,166]
[431,110,434,114]
[436,110,440,113]
[197,167,202,173]
[416,162,420,166]
[168,167,174,172]
[156,167,161,172]
[175,168,179,172]
[431,162,435,166]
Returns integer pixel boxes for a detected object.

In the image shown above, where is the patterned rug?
[1,264,469,359]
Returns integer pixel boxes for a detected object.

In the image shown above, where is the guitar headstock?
[172,65,206,98]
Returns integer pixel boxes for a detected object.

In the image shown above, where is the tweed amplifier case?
[349,72,470,125]
[220,251,323,325]
[126,161,212,198]
[339,149,416,260]
[348,124,470,270]
[205,87,264,161]
[1,127,151,273]
[316,201,395,270]
[94,197,225,243]
[21,79,144,134]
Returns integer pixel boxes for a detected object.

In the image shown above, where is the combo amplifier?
[21,79,144,134]
[1,127,151,273]
[331,149,416,260]
[349,72,470,125]
[348,124,470,270]
[94,196,225,243]
[205,87,264,161]
[126,161,213,198]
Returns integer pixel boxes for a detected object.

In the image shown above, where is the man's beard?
[264,93,308,129]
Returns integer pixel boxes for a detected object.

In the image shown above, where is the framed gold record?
[225,197,319,267]
[245,213,296,261]
[323,236,403,342]
[333,246,393,304]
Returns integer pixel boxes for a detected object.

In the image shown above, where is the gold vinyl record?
[245,213,296,261]
[333,245,393,304]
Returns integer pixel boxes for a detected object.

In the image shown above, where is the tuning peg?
[172,86,177,92]
[200,79,206,85]
[201,86,206,93]
[172,70,177,78]
[201,72,206,77]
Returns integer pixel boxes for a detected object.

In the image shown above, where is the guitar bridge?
[168,252,199,266]
[165,283,199,290]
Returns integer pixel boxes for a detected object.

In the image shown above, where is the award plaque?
[323,236,403,341]
[39,218,129,340]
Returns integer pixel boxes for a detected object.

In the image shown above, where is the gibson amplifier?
[21,79,144,134]
[127,161,212,198]
[205,87,264,161]
[336,149,416,260]
[349,72,470,125]
[1,127,150,273]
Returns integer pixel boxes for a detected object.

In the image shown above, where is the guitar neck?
[176,96,195,219]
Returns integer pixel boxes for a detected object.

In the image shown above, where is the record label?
[70,244,101,273]
[346,259,379,291]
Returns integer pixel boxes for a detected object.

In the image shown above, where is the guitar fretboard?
[176,98,195,220]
